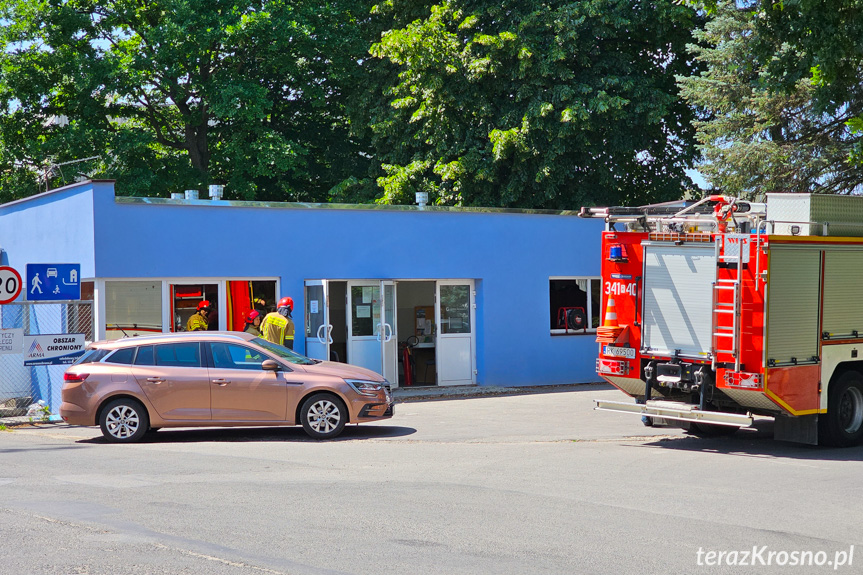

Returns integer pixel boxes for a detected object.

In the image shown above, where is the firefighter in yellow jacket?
[259,296,295,349]
[186,300,211,331]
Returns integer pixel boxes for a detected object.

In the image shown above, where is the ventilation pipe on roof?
[415,191,428,210]
[170,192,184,200]
[184,189,199,200]
[209,184,224,201]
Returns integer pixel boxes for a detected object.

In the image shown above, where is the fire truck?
[579,193,863,446]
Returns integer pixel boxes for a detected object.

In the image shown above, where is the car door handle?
[146,377,164,384]
[212,379,231,386]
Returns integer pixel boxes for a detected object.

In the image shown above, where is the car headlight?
[346,379,384,396]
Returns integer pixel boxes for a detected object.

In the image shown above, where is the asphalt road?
[2,384,862,575]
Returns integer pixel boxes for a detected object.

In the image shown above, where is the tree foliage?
[676,1,863,197]
[756,0,863,180]
[684,0,863,194]
[368,0,703,209]
[0,0,708,208]
[0,0,375,201]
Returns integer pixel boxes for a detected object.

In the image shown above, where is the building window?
[105,281,163,340]
[550,278,601,335]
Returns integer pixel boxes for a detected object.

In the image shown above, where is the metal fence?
[0,301,93,422]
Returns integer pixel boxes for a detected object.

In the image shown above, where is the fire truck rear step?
[594,399,753,427]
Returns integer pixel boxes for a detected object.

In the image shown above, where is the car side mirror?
[261,359,281,371]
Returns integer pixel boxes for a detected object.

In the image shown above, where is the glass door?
[436,280,476,386]
[304,280,330,361]
[381,281,398,385]
[347,280,382,374]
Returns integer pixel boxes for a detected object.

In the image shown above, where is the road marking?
[156,545,289,574]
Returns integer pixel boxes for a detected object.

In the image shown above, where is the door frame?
[381,280,398,386]
[346,280,384,375]
[304,279,331,362]
[435,279,477,386]
[308,278,477,387]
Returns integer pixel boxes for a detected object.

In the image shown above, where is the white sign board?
[23,333,86,366]
[0,328,23,354]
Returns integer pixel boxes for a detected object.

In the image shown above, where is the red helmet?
[245,310,260,323]
[197,300,211,311]
[278,296,294,311]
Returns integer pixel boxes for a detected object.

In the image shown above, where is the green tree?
[676,1,863,198]
[0,0,374,201]
[685,0,863,191]
[757,0,863,180]
[368,0,703,209]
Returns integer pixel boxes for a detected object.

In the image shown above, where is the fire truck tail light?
[723,371,763,390]
[597,358,629,376]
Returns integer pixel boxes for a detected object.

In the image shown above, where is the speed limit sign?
[0,266,22,304]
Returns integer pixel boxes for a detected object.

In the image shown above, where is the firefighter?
[259,296,295,349]
[186,300,211,332]
[252,297,268,315]
[243,310,261,336]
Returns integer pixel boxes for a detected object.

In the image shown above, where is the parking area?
[2,384,862,574]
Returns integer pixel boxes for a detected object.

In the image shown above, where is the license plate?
[602,345,636,359]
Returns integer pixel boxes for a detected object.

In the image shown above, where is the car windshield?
[252,338,319,365]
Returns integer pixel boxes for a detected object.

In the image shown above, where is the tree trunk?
[186,120,209,183]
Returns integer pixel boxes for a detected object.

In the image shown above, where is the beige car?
[61,332,393,442]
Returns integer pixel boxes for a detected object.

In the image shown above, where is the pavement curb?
[393,382,610,402]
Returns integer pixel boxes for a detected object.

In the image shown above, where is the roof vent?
[209,184,224,201]
[184,189,199,200]
[415,191,428,210]
[170,192,183,200]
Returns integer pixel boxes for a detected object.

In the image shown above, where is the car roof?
[90,331,256,350]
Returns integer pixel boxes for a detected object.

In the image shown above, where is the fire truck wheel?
[688,422,738,437]
[820,371,863,447]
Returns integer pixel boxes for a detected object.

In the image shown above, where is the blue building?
[0,180,603,393]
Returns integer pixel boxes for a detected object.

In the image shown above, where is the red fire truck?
[580,193,863,446]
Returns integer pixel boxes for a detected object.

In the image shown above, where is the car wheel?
[99,398,149,443]
[300,394,347,439]
[820,371,863,447]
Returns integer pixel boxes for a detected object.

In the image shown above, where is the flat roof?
[116,196,582,216]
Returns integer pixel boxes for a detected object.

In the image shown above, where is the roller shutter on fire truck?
[766,248,820,366]
[642,244,715,358]
[822,249,863,339]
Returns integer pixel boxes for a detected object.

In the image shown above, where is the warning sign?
[0,328,23,354]
[23,333,86,366]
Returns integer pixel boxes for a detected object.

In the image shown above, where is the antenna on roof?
[43,155,100,192]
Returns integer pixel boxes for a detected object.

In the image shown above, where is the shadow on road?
[640,419,863,461]
[75,424,417,444]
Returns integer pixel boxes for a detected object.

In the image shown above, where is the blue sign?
[26,264,81,301]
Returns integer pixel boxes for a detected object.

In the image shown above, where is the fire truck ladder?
[712,235,746,372]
